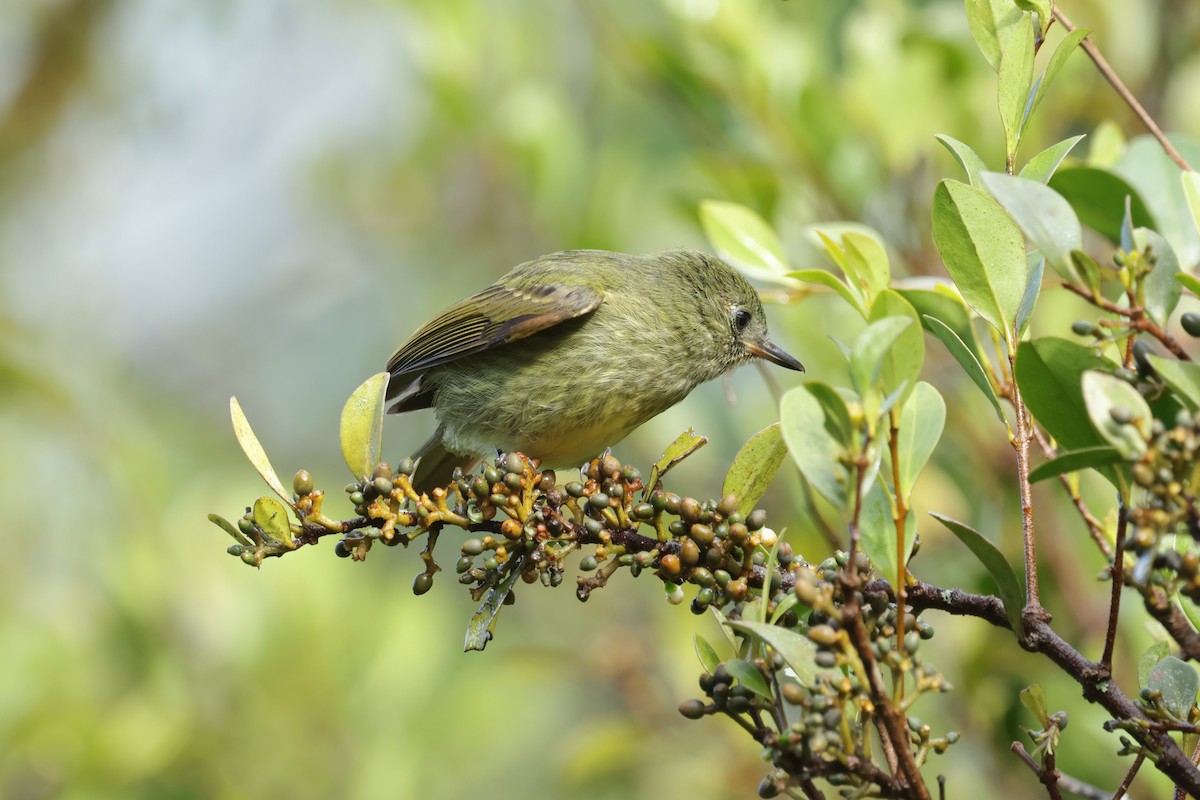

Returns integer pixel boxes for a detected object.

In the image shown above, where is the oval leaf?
[780,386,850,509]
[998,13,1035,160]
[700,200,789,282]
[1082,370,1151,459]
[981,172,1082,283]
[1147,355,1200,411]
[849,316,913,397]
[253,496,295,548]
[1147,656,1200,720]
[230,396,292,504]
[932,180,1028,341]
[787,269,866,315]
[896,382,946,497]
[860,483,915,589]
[1027,28,1091,128]
[341,372,389,480]
[1048,166,1157,244]
[1133,228,1182,328]
[695,634,721,675]
[208,513,252,546]
[724,423,788,517]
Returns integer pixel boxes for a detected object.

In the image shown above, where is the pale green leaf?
[780,386,850,509]
[896,382,947,497]
[1028,446,1123,483]
[931,179,1028,342]
[1133,228,1182,328]
[723,423,788,517]
[1027,28,1091,131]
[1081,370,1151,459]
[935,133,989,186]
[842,232,891,306]
[700,200,789,283]
[849,316,913,397]
[253,496,295,548]
[208,513,252,547]
[340,372,389,480]
[1138,641,1171,689]
[1147,656,1200,720]
[230,396,292,504]
[1184,171,1200,239]
[965,0,1025,71]
[1147,356,1200,411]
[1018,135,1086,184]
[695,634,721,675]
[998,13,1035,161]
[787,269,866,316]
[981,172,1082,282]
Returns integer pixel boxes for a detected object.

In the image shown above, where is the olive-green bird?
[385,249,804,489]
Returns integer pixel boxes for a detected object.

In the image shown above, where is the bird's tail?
[411,426,480,493]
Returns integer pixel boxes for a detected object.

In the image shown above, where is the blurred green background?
[4,0,1200,797]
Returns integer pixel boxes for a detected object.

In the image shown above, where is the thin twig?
[1100,500,1129,671]
[1111,752,1144,800]
[1061,283,1193,362]
[889,408,909,692]
[1012,742,1064,800]
[1052,9,1193,173]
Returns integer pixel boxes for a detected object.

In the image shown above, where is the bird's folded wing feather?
[385,282,602,402]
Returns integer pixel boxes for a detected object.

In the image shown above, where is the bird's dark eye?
[733,308,753,332]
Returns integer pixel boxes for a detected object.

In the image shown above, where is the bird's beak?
[746,340,805,372]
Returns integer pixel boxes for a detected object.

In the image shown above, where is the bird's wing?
[385,282,602,406]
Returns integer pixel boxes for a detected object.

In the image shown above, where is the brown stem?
[1100,500,1128,671]
[889,409,909,687]
[1029,425,1113,558]
[1061,282,1193,361]
[1009,348,1044,615]
[1141,585,1200,661]
[1052,9,1193,173]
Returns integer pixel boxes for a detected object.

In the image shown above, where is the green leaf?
[695,634,721,675]
[723,658,773,700]
[932,512,1024,637]
[965,0,1025,71]
[932,179,1028,342]
[849,316,913,402]
[780,386,850,509]
[340,372,389,480]
[208,513,252,547]
[998,13,1035,161]
[899,285,986,363]
[1138,641,1171,689]
[935,134,989,186]
[1179,272,1200,298]
[806,382,855,447]
[1184,171,1200,240]
[1049,166,1157,244]
[896,382,947,497]
[700,200,789,283]
[1147,656,1200,720]
[1133,228,1182,328]
[923,315,1007,425]
[1147,356,1200,412]
[1082,370,1151,459]
[726,620,821,684]
[1019,684,1050,726]
[253,496,295,548]
[787,269,866,316]
[860,483,915,589]
[465,553,526,651]
[230,396,292,504]
[1016,339,1115,452]
[1028,446,1123,483]
[723,423,788,517]
[1027,28,1091,130]
[1015,252,1044,337]
[655,428,709,480]
[842,232,891,306]
[981,172,1082,282]
[1018,135,1087,184]
[869,291,924,405]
